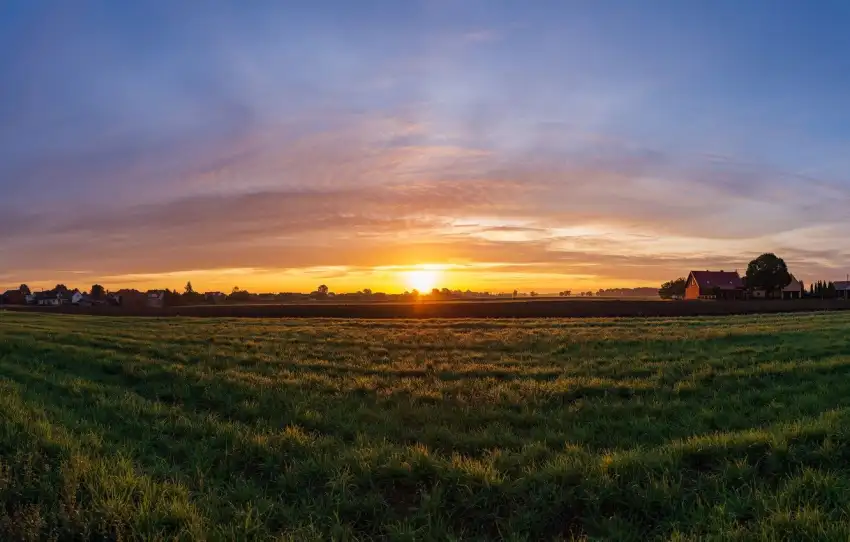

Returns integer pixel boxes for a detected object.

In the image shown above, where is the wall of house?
[684,276,701,300]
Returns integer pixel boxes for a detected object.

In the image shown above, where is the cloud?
[4,109,850,291]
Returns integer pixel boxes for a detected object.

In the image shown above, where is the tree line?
[659,253,844,299]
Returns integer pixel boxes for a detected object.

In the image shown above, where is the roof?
[1,289,19,296]
[689,270,744,290]
[783,275,804,292]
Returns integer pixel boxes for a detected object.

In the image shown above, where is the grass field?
[2,312,850,540]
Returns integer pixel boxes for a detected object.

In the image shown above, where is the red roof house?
[685,270,745,300]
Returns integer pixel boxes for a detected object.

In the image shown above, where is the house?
[111,289,146,307]
[71,292,94,306]
[204,292,226,303]
[146,290,167,309]
[782,276,804,300]
[1,289,26,305]
[684,270,745,300]
[751,275,804,300]
[34,292,61,306]
[834,281,850,300]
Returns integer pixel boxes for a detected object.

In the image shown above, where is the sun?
[405,269,441,293]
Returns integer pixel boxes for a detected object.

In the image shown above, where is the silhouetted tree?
[658,277,687,299]
[185,281,195,295]
[745,253,791,298]
[317,284,329,296]
[54,284,68,293]
[19,284,31,295]
[90,284,105,300]
[530,291,538,297]
[512,289,518,299]
[362,288,372,296]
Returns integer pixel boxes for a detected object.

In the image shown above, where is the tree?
[362,288,372,296]
[185,281,195,295]
[19,284,31,295]
[658,277,687,299]
[745,253,791,298]
[54,284,68,293]
[530,291,538,297]
[512,289,518,299]
[317,284,329,296]
[90,284,105,300]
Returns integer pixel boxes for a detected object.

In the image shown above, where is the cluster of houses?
[0,288,97,306]
[0,287,229,308]
[684,270,850,300]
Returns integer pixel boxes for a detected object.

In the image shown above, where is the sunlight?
[405,269,442,292]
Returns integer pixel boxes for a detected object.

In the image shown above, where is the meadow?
[2,311,850,540]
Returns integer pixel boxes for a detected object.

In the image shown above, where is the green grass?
[2,311,850,540]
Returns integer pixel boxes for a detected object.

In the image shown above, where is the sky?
[3,0,850,294]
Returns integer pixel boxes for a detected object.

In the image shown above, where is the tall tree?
[659,278,687,299]
[745,253,791,298]
[317,284,329,296]
[185,281,195,295]
[90,284,105,299]
[19,284,31,295]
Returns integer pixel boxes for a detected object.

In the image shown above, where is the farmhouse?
[834,281,850,300]
[751,275,804,300]
[1,289,26,305]
[685,270,745,300]
[146,290,167,309]
[205,292,226,303]
[34,292,61,306]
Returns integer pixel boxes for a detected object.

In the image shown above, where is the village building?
[684,270,745,300]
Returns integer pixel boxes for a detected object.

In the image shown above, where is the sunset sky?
[3,1,850,293]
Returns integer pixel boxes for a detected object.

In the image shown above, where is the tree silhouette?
[658,277,687,299]
[745,253,791,298]
[185,281,194,295]
[54,284,68,293]
[19,284,31,295]
[90,284,105,300]
[317,284,329,296]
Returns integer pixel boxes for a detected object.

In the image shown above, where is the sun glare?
[405,269,441,292]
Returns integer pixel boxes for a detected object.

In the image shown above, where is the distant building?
[111,289,147,307]
[34,292,61,306]
[751,275,804,300]
[1,289,26,305]
[204,292,226,303]
[685,270,745,300]
[146,290,167,309]
[834,281,850,300]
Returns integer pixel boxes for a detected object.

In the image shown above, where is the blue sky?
[2,1,850,292]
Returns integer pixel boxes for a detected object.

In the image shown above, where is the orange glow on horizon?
[404,269,442,292]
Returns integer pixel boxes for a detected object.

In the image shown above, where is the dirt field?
[4,297,850,318]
